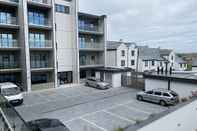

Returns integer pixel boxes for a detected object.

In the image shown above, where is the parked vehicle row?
[136,88,179,106]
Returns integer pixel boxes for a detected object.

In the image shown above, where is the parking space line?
[103,110,135,123]
[123,105,152,115]
[80,118,107,131]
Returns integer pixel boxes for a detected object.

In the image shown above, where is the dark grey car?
[136,89,179,106]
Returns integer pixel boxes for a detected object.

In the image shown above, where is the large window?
[0,11,15,24]
[58,71,73,85]
[28,10,46,25]
[121,60,125,67]
[131,60,135,66]
[121,50,125,57]
[31,74,47,84]
[55,4,70,14]
[0,53,17,69]
[0,74,17,83]
[29,33,46,48]
[30,53,49,68]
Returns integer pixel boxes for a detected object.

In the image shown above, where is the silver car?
[136,89,179,106]
[85,78,111,90]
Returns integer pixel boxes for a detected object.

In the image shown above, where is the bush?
[115,127,124,131]
[181,97,189,102]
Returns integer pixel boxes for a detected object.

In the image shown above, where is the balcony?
[0,39,20,50]
[79,42,104,51]
[28,18,52,30]
[79,25,103,35]
[29,40,52,50]
[0,0,18,6]
[0,62,21,72]
[27,0,52,8]
[0,17,19,29]
[30,60,53,72]
[80,59,104,68]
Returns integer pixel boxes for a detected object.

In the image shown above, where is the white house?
[137,46,168,72]
[174,55,188,71]
[159,49,176,68]
[106,41,138,70]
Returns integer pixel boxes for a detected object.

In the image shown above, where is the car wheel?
[137,96,143,101]
[160,100,166,106]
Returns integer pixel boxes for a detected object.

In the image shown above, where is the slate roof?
[175,55,187,64]
[107,41,122,50]
[138,46,165,61]
[159,49,173,56]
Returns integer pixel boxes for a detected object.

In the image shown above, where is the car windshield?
[1,87,21,96]
[170,91,178,97]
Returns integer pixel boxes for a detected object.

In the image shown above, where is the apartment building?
[78,12,107,80]
[106,41,138,70]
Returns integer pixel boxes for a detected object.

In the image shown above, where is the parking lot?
[16,86,168,131]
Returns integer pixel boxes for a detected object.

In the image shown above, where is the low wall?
[138,100,197,131]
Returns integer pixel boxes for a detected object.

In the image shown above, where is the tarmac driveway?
[16,86,168,131]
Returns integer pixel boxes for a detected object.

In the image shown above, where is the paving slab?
[83,111,133,131]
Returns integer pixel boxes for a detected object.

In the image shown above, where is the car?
[0,82,23,105]
[85,78,111,90]
[136,88,179,106]
[25,119,70,131]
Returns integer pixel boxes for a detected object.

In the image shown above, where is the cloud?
[79,0,197,53]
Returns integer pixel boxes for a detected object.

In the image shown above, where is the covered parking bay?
[94,67,132,88]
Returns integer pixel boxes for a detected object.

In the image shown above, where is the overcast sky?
[79,0,197,53]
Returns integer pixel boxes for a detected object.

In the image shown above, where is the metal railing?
[0,39,18,48]
[28,18,52,27]
[29,40,52,48]
[30,61,49,68]
[0,94,32,131]
[79,42,104,49]
[79,25,99,32]
[0,63,19,69]
[0,17,17,25]
[28,0,51,5]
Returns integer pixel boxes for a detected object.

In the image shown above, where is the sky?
[79,0,197,53]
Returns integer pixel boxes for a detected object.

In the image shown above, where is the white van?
[0,82,23,105]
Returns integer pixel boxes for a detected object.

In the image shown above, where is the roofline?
[78,12,106,19]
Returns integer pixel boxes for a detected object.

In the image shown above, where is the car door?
[143,90,154,101]
[153,91,162,103]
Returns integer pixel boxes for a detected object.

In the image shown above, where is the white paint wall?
[145,78,197,98]
[106,50,117,67]
[112,73,121,88]
[192,67,197,71]
[116,44,128,68]
[138,100,197,131]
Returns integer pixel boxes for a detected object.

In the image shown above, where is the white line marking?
[80,118,107,131]
[103,110,135,124]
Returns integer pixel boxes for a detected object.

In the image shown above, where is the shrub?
[115,127,124,131]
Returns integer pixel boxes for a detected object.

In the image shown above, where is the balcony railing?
[79,42,104,50]
[80,60,102,66]
[0,62,19,69]
[28,0,51,5]
[0,94,32,131]
[79,25,99,32]
[0,39,18,48]
[30,61,49,68]
[0,17,17,25]
[28,18,52,27]
[29,40,52,48]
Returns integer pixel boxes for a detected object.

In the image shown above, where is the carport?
[94,67,132,88]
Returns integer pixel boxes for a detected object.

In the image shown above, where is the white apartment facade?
[106,41,138,70]
[0,0,107,92]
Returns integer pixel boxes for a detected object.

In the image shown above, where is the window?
[154,91,162,96]
[145,61,148,67]
[152,61,155,66]
[55,4,70,14]
[171,56,174,60]
[163,93,170,97]
[29,33,46,48]
[121,60,125,66]
[146,91,153,94]
[131,50,135,56]
[0,33,14,47]
[131,60,135,66]
[28,10,46,25]
[121,50,125,57]
[31,74,47,84]
[80,70,86,79]
[58,71,73,85]
[30,53,49,68]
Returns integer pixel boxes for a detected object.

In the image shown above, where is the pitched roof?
[138,46,164,61]
[107,41,122,50]
[159,49,173,56]
[175,55,187,64]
